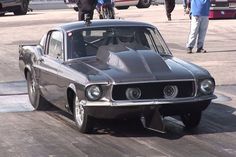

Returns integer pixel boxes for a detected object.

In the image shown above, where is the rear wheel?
[181,112,202,129]
[73,7,79,12]
[74,95,94,133]
[26,72,49,110]
[14,0,29,15]
[116,6,129,10]
[136,0,152,8]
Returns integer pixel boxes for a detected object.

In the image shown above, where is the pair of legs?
[165,0,175,21]
[96,2,115,19]
[183,0,187,9]
[186,16,209,53]
[78,10,94,21]
[183,0,190,14]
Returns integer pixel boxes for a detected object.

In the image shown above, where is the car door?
[38,30,64,106]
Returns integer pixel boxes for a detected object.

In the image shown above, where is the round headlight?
[85,85,102,101]
[200,79,215,94]
[163,85,178,99]
[126,88,141,100]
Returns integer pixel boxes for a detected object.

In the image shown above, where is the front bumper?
[85,100,212,119]
[82,95,217,107]
[82,95,216,119]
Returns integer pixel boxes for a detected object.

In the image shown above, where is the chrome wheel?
[27,72,37,107]
[26,72,49,110]
[73,95,94,133]
[74,96,84,127]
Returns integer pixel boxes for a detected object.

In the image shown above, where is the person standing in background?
[183,0,190,14]
[186,0,210,53]
[76,0,97,21]
[183,0,187,13]
[164,0,175,21]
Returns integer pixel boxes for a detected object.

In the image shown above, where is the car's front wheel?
[26,72,49,110]
[74,95,94,133]
[181,112,202,129]
[14,0,29,15]
[136,0,152,8]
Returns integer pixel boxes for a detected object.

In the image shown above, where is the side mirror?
[36,45,43,56]
[34,45,44,62]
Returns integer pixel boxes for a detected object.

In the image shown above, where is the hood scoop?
[96,45,171,74]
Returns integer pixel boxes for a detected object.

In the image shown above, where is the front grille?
[112,81,195,101]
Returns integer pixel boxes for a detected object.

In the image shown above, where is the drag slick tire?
[26,72,49,110]
[73,95,94,133]
[181,112,202,129]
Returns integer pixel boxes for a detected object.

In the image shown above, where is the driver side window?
[48,31,63,59]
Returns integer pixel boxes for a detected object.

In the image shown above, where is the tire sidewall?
[26,72,40,110]
[14,0,28,15]
[137,0,151,8]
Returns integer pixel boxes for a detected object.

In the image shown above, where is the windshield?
[66,26,171,59]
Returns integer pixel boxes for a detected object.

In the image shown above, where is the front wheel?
[74,95,94,133]
[14,0,29,15]
[136,0,152,8]
[181,112,202,129]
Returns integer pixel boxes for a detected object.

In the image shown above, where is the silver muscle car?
[19,20,216,133]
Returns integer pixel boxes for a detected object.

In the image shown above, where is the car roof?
[56,19,156,32]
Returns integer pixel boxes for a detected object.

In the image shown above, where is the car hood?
[68,48,209,84]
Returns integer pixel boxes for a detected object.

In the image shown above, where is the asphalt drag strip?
[0,81,236,157]
[0,81,33,112]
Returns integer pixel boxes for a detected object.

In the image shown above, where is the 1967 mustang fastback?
[19,20,216,133]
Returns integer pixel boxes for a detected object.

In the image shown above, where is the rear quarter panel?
[19,45,38,77]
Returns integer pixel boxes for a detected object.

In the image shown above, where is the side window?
[47,31,63,59]
[145,28,166,54]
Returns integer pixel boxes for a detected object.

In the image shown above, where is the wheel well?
[67,88,75,114]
